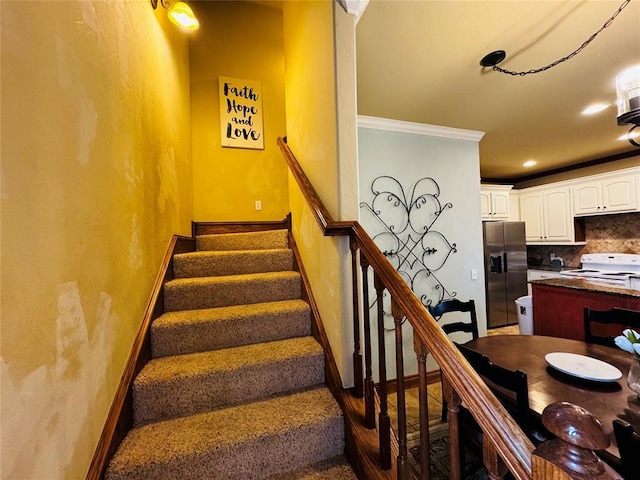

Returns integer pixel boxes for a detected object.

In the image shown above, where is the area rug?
[408,423,488,480]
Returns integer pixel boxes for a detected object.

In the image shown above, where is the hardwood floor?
[487,324,520,336]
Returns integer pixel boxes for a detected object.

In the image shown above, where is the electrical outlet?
[471,268,478,280]
[255,200,262,211]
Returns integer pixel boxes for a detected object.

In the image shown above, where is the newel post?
[532,402,623,480]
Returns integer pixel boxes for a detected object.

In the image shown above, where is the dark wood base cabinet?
[532,283,640,340]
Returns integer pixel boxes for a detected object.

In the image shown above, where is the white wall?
[357,117,486,377]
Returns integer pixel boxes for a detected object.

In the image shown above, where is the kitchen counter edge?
[530,277,640,297]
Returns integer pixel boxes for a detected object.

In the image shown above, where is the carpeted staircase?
[106,229,356,479]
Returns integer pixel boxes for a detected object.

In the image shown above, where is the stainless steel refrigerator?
[482,221,528,328]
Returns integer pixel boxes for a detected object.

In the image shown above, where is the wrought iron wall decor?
[360,176,457,326]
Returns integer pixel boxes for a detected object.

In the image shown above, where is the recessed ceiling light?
[581,103,610,115]
[618,131,640,141]
[523,160,537,168]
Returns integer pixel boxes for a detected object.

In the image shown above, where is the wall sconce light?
[616,65,640,147]
[150,0,199,31]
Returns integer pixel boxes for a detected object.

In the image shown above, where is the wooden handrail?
[277,137,535,478]
[352,223,535,477]
[278,137,621,479]
[277,137,352,237]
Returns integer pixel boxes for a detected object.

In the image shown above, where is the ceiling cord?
[481,0,632,75]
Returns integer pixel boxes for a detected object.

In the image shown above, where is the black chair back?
[428,298,479,340]
[583,307,640,347]
[613,419,640,480]
[457,343,532,437]
[429,299,479,421]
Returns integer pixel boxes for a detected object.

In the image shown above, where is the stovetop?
[560,253,640,287]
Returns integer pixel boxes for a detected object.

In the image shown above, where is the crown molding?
[357,115,485,142]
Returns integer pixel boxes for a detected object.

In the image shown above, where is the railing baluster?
[443,376,462,480]
[350,236,363,398]
[360,252,376,429]
[374,272,392,470]
[414,337,431,479]
[484,440,502,480]
[392,298,409,480]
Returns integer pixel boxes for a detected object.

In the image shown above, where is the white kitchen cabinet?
[509,190,520,221]
[480,185,511,220]
[572,172,638,215]
[519,186,574,243]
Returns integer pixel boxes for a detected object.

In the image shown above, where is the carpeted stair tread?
[106,387,344,480]
[164,271,301,311]
[267,456,357,479]
[151,299,312,357]
[197,229,289,251]
[173,249,294,278]
[133,336,325,425]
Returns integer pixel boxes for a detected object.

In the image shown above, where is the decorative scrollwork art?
[360,176,457,318]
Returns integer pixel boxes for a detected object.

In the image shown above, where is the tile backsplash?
[527,212,640,269]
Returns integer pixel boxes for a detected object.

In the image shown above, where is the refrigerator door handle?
[490,254,502,274]
[503,252,508,273]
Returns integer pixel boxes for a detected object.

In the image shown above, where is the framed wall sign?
[219,76,264,150]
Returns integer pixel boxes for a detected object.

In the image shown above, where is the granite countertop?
[530,277,640,297]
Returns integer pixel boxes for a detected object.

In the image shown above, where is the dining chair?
[456,343,533,434]
[613,419,640,480]
[428,299,479,421]
[583,307,640,347]
[454,343,551,477]
[428,298,479,340]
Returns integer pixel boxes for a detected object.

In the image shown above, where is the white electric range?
[560,253,640,289]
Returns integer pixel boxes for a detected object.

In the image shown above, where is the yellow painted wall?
[282,1,358,387]
[190,1,289,221]
[1,1,193,478]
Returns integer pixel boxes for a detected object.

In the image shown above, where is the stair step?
[106,388,344,480]
[196,229,289,251]
[163,271,301,311]
[267,457,357,479]
[173,249,293,278]
[133,336,325,425]
[151,299,312,357]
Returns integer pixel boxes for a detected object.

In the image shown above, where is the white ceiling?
[355,0,640,182]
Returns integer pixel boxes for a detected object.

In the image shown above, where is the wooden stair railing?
[277,136,620,480]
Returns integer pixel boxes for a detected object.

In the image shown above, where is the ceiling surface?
[355,0,640,182]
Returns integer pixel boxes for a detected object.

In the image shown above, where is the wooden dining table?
[464,334,640,464]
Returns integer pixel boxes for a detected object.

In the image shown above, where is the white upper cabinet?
[520,186,574,243]
[543,187,574,242]
[572,171,638,216]
[480,185,512,220]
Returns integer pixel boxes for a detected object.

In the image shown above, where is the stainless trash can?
[515,295,533,335]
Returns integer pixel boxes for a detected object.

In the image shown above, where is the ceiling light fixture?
[523,160,537,168]
[581,103,610,115]
[479,0,630,75]
[150,0,199,31]
[616,65,640,147]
